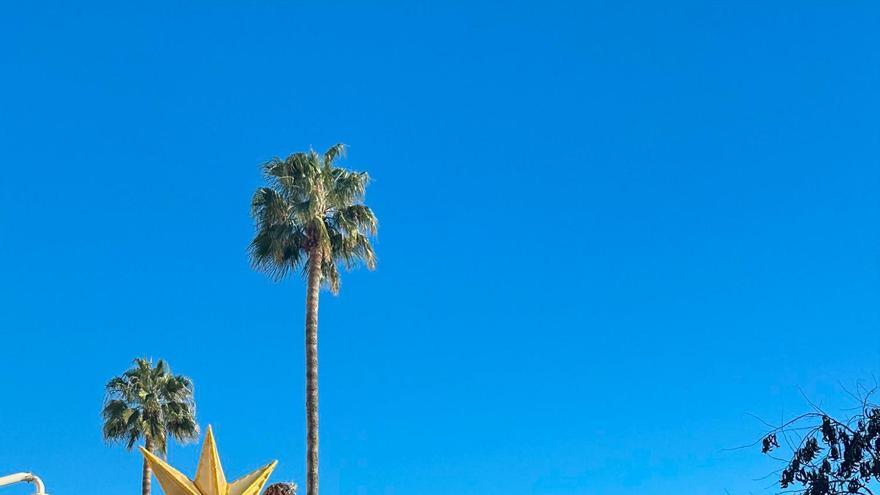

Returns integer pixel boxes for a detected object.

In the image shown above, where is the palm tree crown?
[102,358,199,454]
[249,143,377,290]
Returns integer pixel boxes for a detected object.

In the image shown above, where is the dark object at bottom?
[263,482,298,495]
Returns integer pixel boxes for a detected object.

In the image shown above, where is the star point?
[140,425,276,495]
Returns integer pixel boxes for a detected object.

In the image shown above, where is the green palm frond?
[249,144,378,292]
[326,169,369,209]
[323,143,346,167]
[320,257,341,294]
[330,205,377,236]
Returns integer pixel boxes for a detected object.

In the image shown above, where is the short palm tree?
[102,358,199,495]
[249,144,377,495]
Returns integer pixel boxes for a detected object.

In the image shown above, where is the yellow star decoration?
[140,425,277,495]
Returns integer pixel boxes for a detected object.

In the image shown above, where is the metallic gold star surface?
[140,426,277,495]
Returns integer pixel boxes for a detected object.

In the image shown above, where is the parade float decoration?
[140,425,277,495]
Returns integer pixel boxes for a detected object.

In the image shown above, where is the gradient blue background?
[1,2,878,494]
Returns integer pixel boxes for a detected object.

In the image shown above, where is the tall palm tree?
[102,358,199,495]
[249,144,377,495]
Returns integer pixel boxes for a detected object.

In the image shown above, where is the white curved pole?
[0,472,47,494]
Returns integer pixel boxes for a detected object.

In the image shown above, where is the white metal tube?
[0,472,47,494]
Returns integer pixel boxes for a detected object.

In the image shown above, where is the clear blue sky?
[1,2,878,494]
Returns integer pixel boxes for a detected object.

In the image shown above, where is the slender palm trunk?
[142,438,153,495]
[304,251,322,495]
